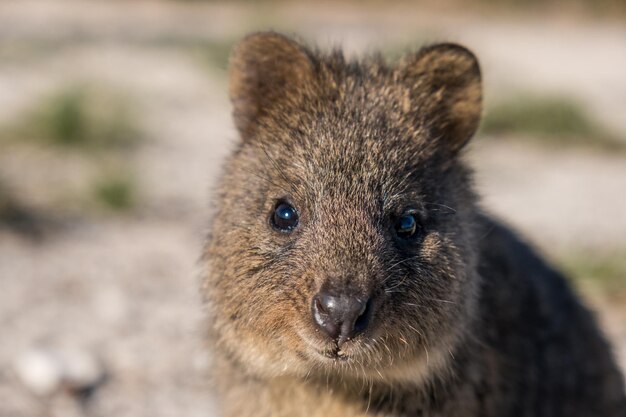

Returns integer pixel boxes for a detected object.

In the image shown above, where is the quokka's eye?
[271,202,299,232]
[394,213,419,239]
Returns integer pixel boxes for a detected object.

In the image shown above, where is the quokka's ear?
[399,43,482,153]
[228,32,316,138]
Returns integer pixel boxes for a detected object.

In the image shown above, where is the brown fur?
[202,32,625,416]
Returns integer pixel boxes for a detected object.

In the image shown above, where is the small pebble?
[15,347,104,396]
[59,348,103,392]
[15,348,63,396]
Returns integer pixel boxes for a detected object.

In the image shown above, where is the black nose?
[312,291,372,345]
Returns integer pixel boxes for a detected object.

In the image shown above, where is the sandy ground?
[0,2,624,416]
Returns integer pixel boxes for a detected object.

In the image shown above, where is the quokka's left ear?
[228,32,317,139]
[398,43,482,154]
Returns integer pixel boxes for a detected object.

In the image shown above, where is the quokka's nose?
[311,291,372,345]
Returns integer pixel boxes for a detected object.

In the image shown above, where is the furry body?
[202,32,625,416]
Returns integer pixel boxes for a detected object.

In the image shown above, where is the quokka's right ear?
[399,43,482,154]
[228,32,317,138]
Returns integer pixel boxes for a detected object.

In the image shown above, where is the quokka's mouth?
[297,327,361,363]
[316,347,352,362]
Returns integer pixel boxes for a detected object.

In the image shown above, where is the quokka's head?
[203,32,483,384]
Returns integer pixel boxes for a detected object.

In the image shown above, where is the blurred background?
[0,1,625,416]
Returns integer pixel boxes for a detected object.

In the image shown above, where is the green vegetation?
[49,88,86,146]
[5,85,141,150]
[169,38,235,73]
[92,173,136,211]
[0,84,143,220]
[480,95,624,151]
[194,39,235,71]
[476,0,626,15]
[0,178,40,235]
[560,251,626,304]
[148,35,236,72]
[0,179,14,220]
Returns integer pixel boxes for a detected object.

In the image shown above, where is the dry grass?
[480,95,624,151]
[2,84,141,151]
[92,172,136,211]
[0,84,143,218]
[559,250,626,305]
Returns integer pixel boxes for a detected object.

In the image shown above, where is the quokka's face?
[204,33,483,383]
